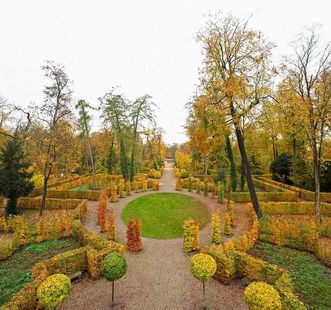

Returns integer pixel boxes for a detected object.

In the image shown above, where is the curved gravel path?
[60,163,249,310]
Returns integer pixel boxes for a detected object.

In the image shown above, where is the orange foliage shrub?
[98,189,108,232]
[126,219,142,251]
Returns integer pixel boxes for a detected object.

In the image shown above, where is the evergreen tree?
[226,135,237,192]
[0,139,34,216]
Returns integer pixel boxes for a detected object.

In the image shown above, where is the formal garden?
[0,8,331,310]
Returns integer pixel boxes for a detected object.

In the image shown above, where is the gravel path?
[60,164,249,310]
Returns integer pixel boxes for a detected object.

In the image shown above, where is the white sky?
[0,0,330,144]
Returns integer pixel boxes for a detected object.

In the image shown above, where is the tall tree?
[129,95,156,180]
[36,60,73,215]
[76,100,97,189]
[197,13,274,218]
[0,139,34,216]
[285,26,331,222]
[226,135,237,192]
[100,89,130,180]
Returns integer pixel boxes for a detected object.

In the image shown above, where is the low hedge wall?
[258,176,331,203]
[259,201,331,216]
[47,189,101,200]
[230,191,298,202]
[202,246,305,309]
[46,179,158,201]
[1,220,125,309]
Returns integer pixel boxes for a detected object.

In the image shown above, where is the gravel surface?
[60,163,250,310]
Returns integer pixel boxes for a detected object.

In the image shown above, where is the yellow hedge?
[0,279,42,310]
[259,201,331,216]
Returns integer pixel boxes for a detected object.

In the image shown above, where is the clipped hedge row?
[47,189,101,201]
[202,246,305,309]
[0,213,77,260]
[46,178,158,201]
[260,215,318,252]
[259,201,331,216]
[258,176,331,203]
[230,191,298,203]
[1,220,125,309]
[30,174,91,197]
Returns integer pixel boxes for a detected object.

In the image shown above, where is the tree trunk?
[312,142,321,223]
[6,197,17,217]
[204,153,208,178]
[87,135,96,190]
[112,281,115,303]
[40,176,48,216]
[230,104,262,219]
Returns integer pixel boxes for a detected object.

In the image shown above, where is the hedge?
[258,176,331,203]
[230,191,298,202]
[18,198,87,220]
[202,246,305,309]
[259,201,331,216]
[47,190,101,200]
[1,220,125,309]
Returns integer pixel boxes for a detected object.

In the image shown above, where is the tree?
[270,153,292,183]
[285,26,331,222]
[129,95,156,180]
[35,60,73,215]
[197,13,274,218]
[226,135,237,192]
[190,253,217,310]
[101,252,127,304]
[100,89,130,180]
[0,139,34,216]
[76,99,96,189]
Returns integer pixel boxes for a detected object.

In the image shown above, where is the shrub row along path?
[60,163,250,310]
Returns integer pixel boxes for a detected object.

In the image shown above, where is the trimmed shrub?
[201,245,236,284]
[244,281,282,310]
[226,199,235,226]
[190,253,217,310]
[223,212,231,235]
[107,209,117,241]
[1,279,42,310]
[101,252,127,303]
[126,181,131,195]
[203,180,208,196]
[111,186,118,202]
[211,208,221,244]
[98,189,108,232]
[37,274,71,309]
[217,182,224,203]
[183,218,200,253]
[126,219,142,251]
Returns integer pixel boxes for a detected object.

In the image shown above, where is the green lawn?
[70,183,91,191]
[0,239,80,306]
[121,193,210,239]
[249,242,331,310]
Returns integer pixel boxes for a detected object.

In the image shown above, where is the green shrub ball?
[101,252,127,282]
[37,274,71,308]
[190,253,217,281]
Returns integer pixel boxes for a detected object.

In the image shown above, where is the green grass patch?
[249,242,331,310]
[0,238,80,306]
[121,192,210,239]
[70,183,91,191]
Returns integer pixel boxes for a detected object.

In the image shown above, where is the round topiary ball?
[190,253,217,281]
[37,274,71,309]
[101,252,127,282]
[244,281,282,310]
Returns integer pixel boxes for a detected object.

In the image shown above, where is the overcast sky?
[0,0,330,144]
